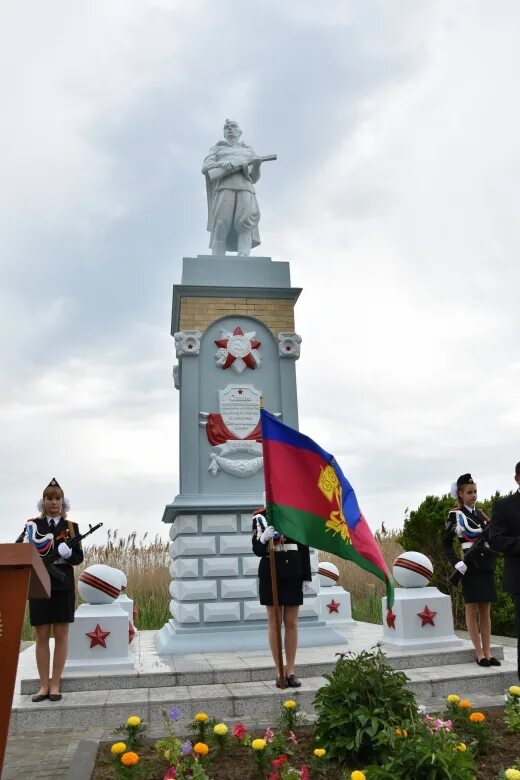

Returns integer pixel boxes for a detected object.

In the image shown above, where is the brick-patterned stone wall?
[179,297,295,336]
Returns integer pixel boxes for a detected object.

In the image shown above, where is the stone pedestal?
[318,585,354,625]
[382,587,463,650]
[155,255,344,654]
[66,603,134,670]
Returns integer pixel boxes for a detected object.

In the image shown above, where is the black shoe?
[286,673,301,688]
[31,693,48,703]
[476,657,491,667]
[487,656,501,666]
[48,693,62,702]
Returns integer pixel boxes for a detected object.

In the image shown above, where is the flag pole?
[260,399,286,689]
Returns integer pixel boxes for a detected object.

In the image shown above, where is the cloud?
[2,1,520,548]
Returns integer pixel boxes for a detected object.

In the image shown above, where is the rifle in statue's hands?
[16,521,103,584]
[207,154,277,182]
[448,525,491,586]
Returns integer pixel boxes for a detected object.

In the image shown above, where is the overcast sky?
[2,0,519,545]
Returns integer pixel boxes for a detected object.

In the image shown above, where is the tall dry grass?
[319,530,403,624]
[22,530,170,641]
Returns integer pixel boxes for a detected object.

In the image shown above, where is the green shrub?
[364,724,476,779]
[313,646,417,765]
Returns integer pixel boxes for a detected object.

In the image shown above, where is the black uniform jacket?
[27,516,83,592]
[490,491,520,594]
[443,507,495,572]
[252,518,311,583]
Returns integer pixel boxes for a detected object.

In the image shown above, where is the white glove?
[58,541,72,559]
[260,526,276,544]
[455,561,467,575]
[302,580,313,593]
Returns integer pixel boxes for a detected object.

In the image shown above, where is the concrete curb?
[65,740,98,780]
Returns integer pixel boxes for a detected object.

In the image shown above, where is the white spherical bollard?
[393,551,433,588]
[318,561,340,588]
[78,564,122,604]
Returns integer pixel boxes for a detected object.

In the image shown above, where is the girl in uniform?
[24,478,83,701]
[252,508,312,688]
[443,473,499,667]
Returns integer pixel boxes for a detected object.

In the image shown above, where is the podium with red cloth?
[0,544,50,774]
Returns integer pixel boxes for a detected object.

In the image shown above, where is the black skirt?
[258,552,304,607]
[461,565,497,604]
[29,589,76,626]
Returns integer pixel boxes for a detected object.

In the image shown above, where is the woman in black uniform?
[443,473,499,667]
[252,508,312,688]
[25,478,83,701]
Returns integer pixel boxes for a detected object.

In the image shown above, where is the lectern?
[0,544,50,774]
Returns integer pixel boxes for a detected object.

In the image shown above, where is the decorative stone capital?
[174,330,201,357]
[173,364,180,390]
[277,332,302,359]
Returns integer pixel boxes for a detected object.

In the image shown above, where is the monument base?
[381,587,463,651]
[317,586,355,625]
[66,603,135,671]
[155,617,346,655]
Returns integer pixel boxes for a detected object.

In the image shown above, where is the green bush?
[364,724,476,779]
[400,491,516,635]
[313,646,417,765]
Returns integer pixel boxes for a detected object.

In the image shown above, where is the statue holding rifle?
[202,119,276,256]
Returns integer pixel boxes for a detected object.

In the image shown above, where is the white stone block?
[169,515,198,540]
[221,578,258,599]
[204,602,241,622]
[299,598,320,619]
[171,579,217,601]
[171,600,200,624]
[67,603,133,670]
[201,514,237,533]
[169,541,175,558]
[310,551,319,573]
[240,513,254,532]
[318,586,353,623]
[241,556,259,576]
[172,536,216,558]
[382,586,463,650]
[170,558,199,579]
[203,557,239,577]
[115,594,134,621]
[243,601,267,621]
[219,534,251,555]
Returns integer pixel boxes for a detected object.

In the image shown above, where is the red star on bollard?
[326,599,340,614]
[86,624,111,648]
[417,605,437,627]
[386,608,397,629]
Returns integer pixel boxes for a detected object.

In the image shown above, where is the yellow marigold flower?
[447,694,460,703]
[283,699,297,709]
[509,686,520,697]
[469,711,485,723]
[120,751,139,767]
[127,715,141,727]
[194,712,209,722]
[313,748,326,757]
[213,723,228,736]
[110,742,127,755]
[505,770,520,780]
[251,738,267,751]
[458,699,471,709]
[351,772,367,780]
[455,743,467,752]
[193,742,209,756]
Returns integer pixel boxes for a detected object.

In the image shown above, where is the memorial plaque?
[218,384,261,439]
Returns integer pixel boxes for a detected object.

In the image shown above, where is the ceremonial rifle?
[206,154,277,182]
[15,521,103,584]
[448,525,492,586]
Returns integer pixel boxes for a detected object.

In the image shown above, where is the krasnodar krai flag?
[260,409,394,608]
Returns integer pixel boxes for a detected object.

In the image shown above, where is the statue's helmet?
[224,118,241,134]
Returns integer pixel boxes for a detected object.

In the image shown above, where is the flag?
[261,409,394,608]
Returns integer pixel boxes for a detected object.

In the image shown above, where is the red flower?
[300,766,309,780]
[232,723,247,740]
[268,773,280,780]
[272,755,287,768]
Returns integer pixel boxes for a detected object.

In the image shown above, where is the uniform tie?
[49,518,56,531]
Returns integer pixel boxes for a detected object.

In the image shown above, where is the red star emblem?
[215,327,261,372]
[326,599,340,614]
[417,605,437,627]
[86,624,111,648]
[129,622,136,644]
[386,608,396,629]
